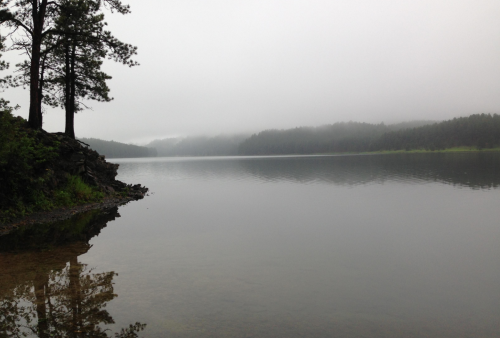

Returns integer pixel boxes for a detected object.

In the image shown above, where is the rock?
[31,132,148,202]
[70,153,85,162]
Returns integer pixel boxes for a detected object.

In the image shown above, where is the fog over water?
[3,0,500,143]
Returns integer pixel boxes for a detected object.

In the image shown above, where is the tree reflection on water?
[0,208,146,338]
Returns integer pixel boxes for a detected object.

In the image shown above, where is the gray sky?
[3,0,500,144]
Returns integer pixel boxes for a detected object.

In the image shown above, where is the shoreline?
[312,147,500,156]
[107,147,500,159]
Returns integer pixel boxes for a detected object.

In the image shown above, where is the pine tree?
[0,0,133,129]
[51,0,137,138]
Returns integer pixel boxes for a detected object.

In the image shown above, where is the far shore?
[107,147,500,159]
[316,146,500,156]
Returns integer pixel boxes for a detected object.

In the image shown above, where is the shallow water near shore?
[1,153,500,337]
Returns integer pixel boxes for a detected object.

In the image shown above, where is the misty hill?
[238,120,437,155]
[81,115,498,159]
[147,122,434,157]
[387,120,441,130]
[377,114,500,151]
[147,134,249,157]
[79,138,157,159]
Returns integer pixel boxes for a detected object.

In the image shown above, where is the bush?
[0,105,57,212]
[66,175,104,203]
[0,103,103,222]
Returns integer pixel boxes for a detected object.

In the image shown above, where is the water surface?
[1,153,500,337]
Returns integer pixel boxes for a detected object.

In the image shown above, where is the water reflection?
[0,208,146,338]
[3,154,500,337]
[240,153,500,188]
[115,152,500,189]
[107,153,500,337]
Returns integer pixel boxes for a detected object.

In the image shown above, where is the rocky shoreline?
[0,130,148,236]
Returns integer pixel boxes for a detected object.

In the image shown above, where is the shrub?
[0,105,59,211]
[66,175,104,203]
[0,103,104,222]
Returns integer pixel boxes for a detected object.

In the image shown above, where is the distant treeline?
[79,138,157,158]
[146,135,249,157]
[238,120,437,155]
[80,114,500,158]
[377,114,500,151]
[238,114,500,155]
[146,121,434,157]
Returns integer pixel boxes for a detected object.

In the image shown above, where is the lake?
[1,153,500,337]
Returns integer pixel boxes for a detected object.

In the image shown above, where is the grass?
[367,147,500,154]
[54,175,104,206]
[1,175,105,224]
[318,147,500,156]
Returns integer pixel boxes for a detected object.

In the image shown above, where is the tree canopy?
[0,0,137,137]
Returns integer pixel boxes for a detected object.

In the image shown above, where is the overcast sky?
[3,0,500,144]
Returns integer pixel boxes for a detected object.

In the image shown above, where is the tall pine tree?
[52,0,137,138]
[0,0,133,129]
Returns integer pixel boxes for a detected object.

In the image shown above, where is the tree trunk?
[34,272,49,338]
[38,55,47,123]
[28,0,48,129]
[64,41,75,139]
[70,42,76,119]
[69,256,81,338]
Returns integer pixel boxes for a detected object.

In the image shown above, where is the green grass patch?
[1,175,105,223]
[367,147,500,154]
[53,175,104,207]
[317,146,500,156]
[66,175,104,202]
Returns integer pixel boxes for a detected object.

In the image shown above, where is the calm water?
[1,153,500,337]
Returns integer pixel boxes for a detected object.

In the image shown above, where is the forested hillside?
[147,135,249,157]
[238,120,436,155]
[80,138,157,158]
[239,122,385,155]
[376,114,500,151]
[82,115,499,158]
[238,115,500,155]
